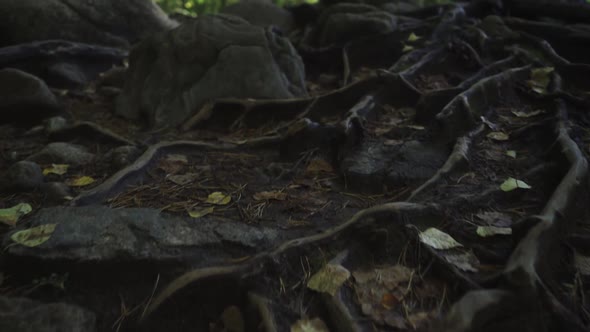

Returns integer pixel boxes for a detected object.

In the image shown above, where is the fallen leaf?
[487,131,509,141]
[511,109,544,118]
[480,116,498,131]
[380,292,399,309]
[305,159,334,174]
[307,263,351,296]
[291,318,329,332]
[42,164,69,176]
[374,127,392,136]
[206,192,231,205]
[500,177,531,192]
[506,150,517,158]
[221,305,244,332]
[253,191,287,201]
[384,139,404,146]
[11,224,57,247]
[188,206,214,218]
[353,265,413,287]
[167,173,199,185]
[418,228,463,250]
[353,265,413,329]
[67,176,95,187]
[158,154,188,174]
[475,211,513,227]
[407,32,421,42]
[476,226,512,237]
[402,44,414,53]
[407,312,432,330]
[574,251,590,276]
[440,250,479,272]
[404,124,425,130]
[527,67,553,94]
[0,203,33,226]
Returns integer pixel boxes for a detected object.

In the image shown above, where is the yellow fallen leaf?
[67,176,95,187]
[305,159,333,174]
[405,125,425,130]
[188,206,214,218]
[487,132,509,141]
[407,32,421,42]
[527,67,553,94]
[402,44,414,53]
[512,109,544,118]
[291,318,329,332]
[307,263,351,296]
[158,154,188,174]
[476,226,512,237]
[221,305,245,332]
[500,177,531,192]
[206,192,231,205]
[253,191,287,201]
[11,224,57,247]
[418,228,463,250]
[42,164,69,176]
[506,150,517,158]
[0,203,32,226]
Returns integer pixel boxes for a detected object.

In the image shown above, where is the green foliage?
[154,0,305,15]
[154,0,231,15]
[154,0,452,16]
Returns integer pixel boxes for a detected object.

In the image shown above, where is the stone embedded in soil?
[26,142,95,166]
[0,295,96,332]
[45,116,69,134]
[4,206,280,263]
[3,160,44,191]
[387,140,449,184]
[0,68,60,124]
[340,140,448,193]
[39,182,73,205]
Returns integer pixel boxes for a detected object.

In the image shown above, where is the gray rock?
[27,142,95,166]
[45,116,69,134]
[40,182,73,204]
[387,140,448,184]
[4,161,44,191]
[47,62,88,87]
[341,140,447,193]
[116,14,307,129]
[221,0,295,33]
[340,141,390,193]
[0,0,178,48]
[97,66,127,89]
[316,3,397,46]
[5,206,280,263]
[0,295,96,332]
[0,68,59,124]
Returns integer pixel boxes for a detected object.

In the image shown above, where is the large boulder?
[221,0,295,33]
[116,14,308,129]
[0,0,178,48]
[0,68,60,124]
[315,3,398,46]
